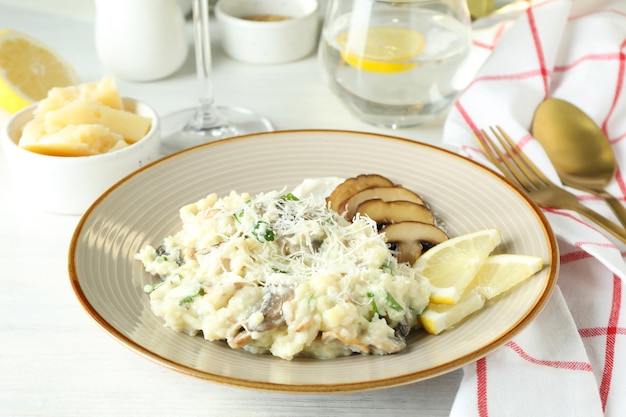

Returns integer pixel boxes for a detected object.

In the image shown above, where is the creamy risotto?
[135,186,431,360]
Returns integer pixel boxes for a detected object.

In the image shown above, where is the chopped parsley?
[252,221,275,242]
[179,287,205,306]
[281,193,299,201]
[386,292,404,312]
[367,291,380,316]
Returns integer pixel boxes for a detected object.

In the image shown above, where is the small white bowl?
[215,0,319,64]
[1,98,161,215]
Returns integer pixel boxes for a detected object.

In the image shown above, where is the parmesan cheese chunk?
[44,98,151,143]
[34,76,123,117]
[18,76,151,156]
[19,123,127,156]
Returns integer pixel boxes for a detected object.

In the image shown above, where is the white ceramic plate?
[69,130,558,393]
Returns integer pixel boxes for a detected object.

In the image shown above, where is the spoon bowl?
[531,98,626,226]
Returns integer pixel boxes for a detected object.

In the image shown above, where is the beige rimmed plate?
[69,130,558,393]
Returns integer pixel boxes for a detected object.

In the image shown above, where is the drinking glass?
[161,0,273,155]
[318,0,472,129]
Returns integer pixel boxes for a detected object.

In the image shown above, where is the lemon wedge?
[475,254,544,300]
[420,290,485,335]
[420,252,544,335]
[337,27,425,74]
[0,29,79,114]
[414,228,502,305]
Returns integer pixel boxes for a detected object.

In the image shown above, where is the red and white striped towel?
[443,0,626,415]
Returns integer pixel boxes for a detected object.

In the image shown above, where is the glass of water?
[318,0,472,128]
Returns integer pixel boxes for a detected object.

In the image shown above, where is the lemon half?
[0,29,79,114]
[337,27,425,74]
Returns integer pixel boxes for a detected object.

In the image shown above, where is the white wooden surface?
[0,3,461,416]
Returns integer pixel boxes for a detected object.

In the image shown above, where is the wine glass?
[161,0,273,155]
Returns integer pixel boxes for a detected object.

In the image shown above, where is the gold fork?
[475,126,626,244]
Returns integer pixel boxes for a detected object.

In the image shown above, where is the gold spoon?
[531,98,626,227]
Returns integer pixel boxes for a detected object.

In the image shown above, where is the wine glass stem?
[190,0,222,128]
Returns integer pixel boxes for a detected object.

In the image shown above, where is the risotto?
[135,186,432,360]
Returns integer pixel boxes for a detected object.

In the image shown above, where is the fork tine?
[473,131,501,168]
[491,126,553,185]
[474,130,500,168]
[473,129,528,191]
[484,127,537,191]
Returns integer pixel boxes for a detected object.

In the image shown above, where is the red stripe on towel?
[506,340,593,371]
[526,6,549,97]
[599,275,622,411]
[476,358,489,417]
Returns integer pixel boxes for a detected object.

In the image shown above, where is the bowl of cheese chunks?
[1,76,160,215]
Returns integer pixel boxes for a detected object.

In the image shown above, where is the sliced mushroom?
[327,174,447,265]
[395,241,423,265]
[326,174,394,212]
[247,288,294,332]
[395,314,413,338]
[383,221,448,265]
[368,335,406,355]
[321,330,370,354]
[355,199,434,225]
[382,221,448,244]
[342,186,425,220]
[228,329,253,349]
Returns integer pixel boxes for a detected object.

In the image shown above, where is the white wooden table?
[0,3,461,416]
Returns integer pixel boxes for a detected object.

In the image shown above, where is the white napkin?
[443,0,626,415]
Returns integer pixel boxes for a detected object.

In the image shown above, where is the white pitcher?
[95,0,189,82]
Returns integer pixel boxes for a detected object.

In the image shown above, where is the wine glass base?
[160,106,274,155]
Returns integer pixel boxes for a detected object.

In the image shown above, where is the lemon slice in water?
[0,29,79,114]
[337,27,425,74]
